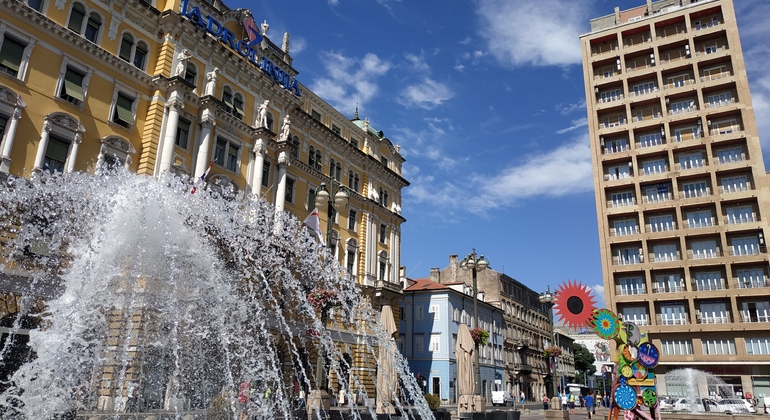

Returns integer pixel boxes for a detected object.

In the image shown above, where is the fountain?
[663,368,737,400]
[0,170,431,419]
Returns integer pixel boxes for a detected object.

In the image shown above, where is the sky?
[227,0,770,303]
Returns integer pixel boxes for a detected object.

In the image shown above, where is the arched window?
[266,112,274,131]
[84,12,101,43]
[67,3,86,34]
[221,86,233,113]
[314,149,322,171]
[330,159,341,180]
[118,33,133,62]
[348,171,354,188]
[232,93,244,120]
[184,62,197,86]
[308,146,316,168]
[134,41,148,70]
[118,33,148,70]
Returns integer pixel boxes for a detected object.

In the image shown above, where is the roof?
[404,278,450,291]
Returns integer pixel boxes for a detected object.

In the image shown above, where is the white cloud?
[309,52,391,115]
[398,78,455,110]
[468,136,593,213]
[736,1,770,154]
[556,99,586,115]
[289,37,307,55]
[556,117,588,134]
[590,284,606,308]
[327,0,339,5]
[404,52,431,73]
[454,63,465,72]
[476,0,588,67]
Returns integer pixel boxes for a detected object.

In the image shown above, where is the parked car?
[739,398,757,413]
[717,398,751,414]
[658,396,677,411]
[491,391,514,407]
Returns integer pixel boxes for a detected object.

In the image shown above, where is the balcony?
[719,183,752,195]
[687,249,723,260]
[642,193,672,205]
[652,284,685,293]
[739,314,770,323]
[616,285,646,296]
[692,281,725,292]
[656,24,687,40]
[668,105,698,117]
[705,97,735,109]
[700,70,732,83]
[737,279,768,289]
[679,187,711,200]
[663,78,696,90]
[696,313,731,324]
[656,315,689,325]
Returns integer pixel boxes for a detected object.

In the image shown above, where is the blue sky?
[228,0,770,302]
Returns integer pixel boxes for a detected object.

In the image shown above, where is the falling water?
[0,170,431,419]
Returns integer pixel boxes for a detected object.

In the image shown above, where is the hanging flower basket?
[307,288,342,313]
[469,327,490,346]
[544,346,562,357]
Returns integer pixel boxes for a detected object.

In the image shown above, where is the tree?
[573,343,596,385]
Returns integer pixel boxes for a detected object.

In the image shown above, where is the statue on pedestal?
[204,67,218,96]
[174,49,192,77]
[256,100,270,129]
[279,115,291,142]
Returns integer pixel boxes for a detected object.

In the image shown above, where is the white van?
[491,391,514,406]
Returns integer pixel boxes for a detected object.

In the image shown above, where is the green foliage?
[469,327,490,345]
[424,393,441,410]
[573,342,597,376]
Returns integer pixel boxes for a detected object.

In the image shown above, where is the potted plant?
[468,327,490,346]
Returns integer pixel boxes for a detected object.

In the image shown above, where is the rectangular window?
[0,114,7,139]
[214,138,226,166]
[311,110,321,122]
[668,74,687,88]
[600,89,622,102]
[0,35,25,77]
[632,82,656,96]
[732,236,759,256]
[737,269,766,289]
[617,248,640,265]
[681,181,708,198]
[414,334,424,353]
[656,274,682,293]
[645,185,670,203]
[686,210,712,228]
[643,159,666,175]
[606,164,630,180]
[379,224,387,243]
[112,92,135,128]
[605,138,628,154]
[429,305,439,320]
[649,215,674,232]
[613,219,637,236]
[346,249,355,274]
[43,134,70,173]
[350,138,359,148]
[653,244,677,262]
[611,191,634,207]
[707,92,732,107]
[712,119,737,135]
[226,143,239,172]
[175,118,191,149]
[285,178,295,203]
[661,339,693,355]
[692,239,718,259]
[638,133,662,148]
[746,338,770,355]
[306,187,316,212]
[429,334,440,352]
[742,301,770,322]
[674,126,700,142]
[726,205,753,224]
[671,100,694,114]
[702,338,736,355]
[621,307,648,325]
[379,261,386,281]
[721,175,748,193]
[619,277,644,295]
[416,305,424,321]
[331,124,341,135]
[703,65,727,81]
[699,301,728,324]
[717,147,742,164]
[678,153,703,169]
[261,161,270,187]
[660,304,687,325]
[60,66,86,105]
[348,209,357,231]
[695,272,723,291]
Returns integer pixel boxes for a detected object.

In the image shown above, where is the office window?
[678,153,703,169]
[695,272,723,291]
[429,334,440,352]
[638,133,662,148]
[702,338,736,355]
[175,118,191,149]
[649,215,674,232]
[348,209,357,231]
[643,159,666,175]
[717,147,742,164]
[111,91,135,128]
[732,236,760,256]
[620,307,648,325]
[59,66,86,105]
[660,304,687,325]
[747,338,770,355]
[43,134,70,173]
[261,161,270,187]
[721,175,748,193]
[0,35,26,78]
[699,301,728,324]
[660,339,693,355]
[610,191,634,208]
[616,248,640,265]
[686,210,712,228]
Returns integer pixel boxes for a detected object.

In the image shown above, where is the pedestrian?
[585,391,595,419]
[298,388,306,408]
[568,391,575,415]
[520,390,525,404]
[561,392,568,411]
[542,394,550,410]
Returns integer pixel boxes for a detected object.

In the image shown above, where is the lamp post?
[314,181,349,256]
[538,286,557,407]
[460,250,489,397]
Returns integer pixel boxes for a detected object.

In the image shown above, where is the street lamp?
[314,181,349,256]
[461,250,489,397]
[538,286,557,407]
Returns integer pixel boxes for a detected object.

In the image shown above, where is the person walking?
[520,390,525,404]
[585,391,595,419]
[568,391,575,415]
[542,394,550,410]
[561,392,568,411]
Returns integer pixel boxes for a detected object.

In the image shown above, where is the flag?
[190,160,215,194]
[303,208,325,247]
[242,15,263,47]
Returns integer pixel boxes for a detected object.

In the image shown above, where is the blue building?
[400,278,505,403]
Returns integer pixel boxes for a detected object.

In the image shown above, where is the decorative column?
[251,139,266,196]
[32,121,52,172]
[273,148,290,213]
[194,109,215,179]
[64,133,82,173]
[0,107,23,174]
[158,90,183,174]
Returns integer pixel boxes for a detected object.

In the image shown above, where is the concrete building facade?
[581,0,770,399]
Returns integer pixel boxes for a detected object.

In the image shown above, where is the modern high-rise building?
[581,0,770,398]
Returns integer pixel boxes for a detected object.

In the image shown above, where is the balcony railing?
[601,118,627,129]
[656,314,689,325]
[599,93,624,104]
[652,284,685,293]
[697,314,731,324]
[680,188,710,199]
[647,222,676,233]
[737,279,768,289]
[720,183,751,194]
[700,71,732,82]
[687,249,723,259]
[656,25,687,39]
[611,226,639,236]
[664,79,696,90]
[608,198,636,209]
[710,126,741,136]
[630,87,658,98]
[668,105,698,116]
[692,281,725,292]
[642,193,672,204]
[739,314,770,323]
[616,285,646,295]
[706,97,735,109]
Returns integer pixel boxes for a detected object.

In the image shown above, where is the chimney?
[430,268,440,283]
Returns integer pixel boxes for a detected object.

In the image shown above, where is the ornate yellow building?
[0,0,408,409]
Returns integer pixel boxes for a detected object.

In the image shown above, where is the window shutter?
[68,6,86,33]
[115,93,134,125]
[0,37,25,72]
